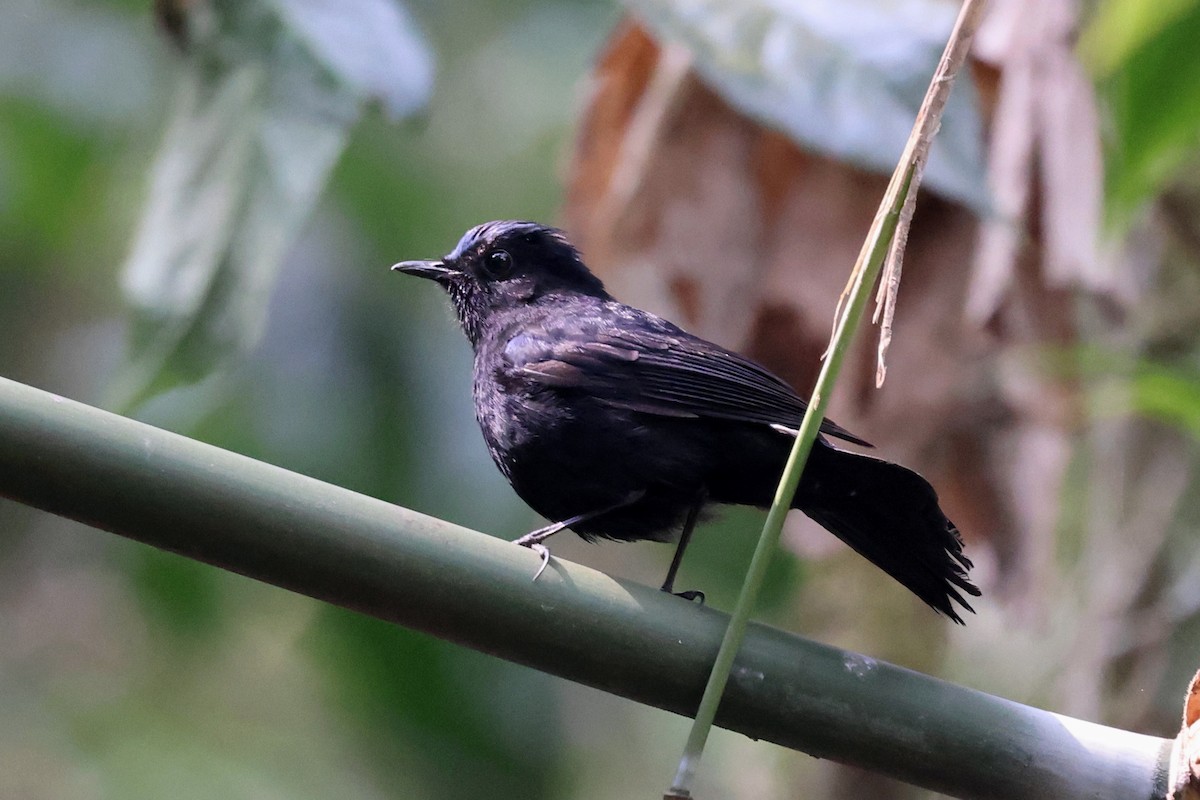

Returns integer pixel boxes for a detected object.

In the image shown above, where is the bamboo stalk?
[0,376,1173,799]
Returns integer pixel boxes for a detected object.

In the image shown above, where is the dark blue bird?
[394,220,979,622]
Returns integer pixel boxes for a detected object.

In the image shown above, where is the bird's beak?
[391,260,456,282]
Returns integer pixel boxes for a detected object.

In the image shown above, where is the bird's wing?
[503,314,871,447]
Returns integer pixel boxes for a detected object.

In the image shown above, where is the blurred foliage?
[1082,0,1200,220]
[116,0,432,407]
[1131,362,1200,440]
[4,0,1200,799]
[0,0,617,798]
[1083,348,1200,441]
[627,0,988,207]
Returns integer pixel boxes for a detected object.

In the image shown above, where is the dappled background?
[3,0,1200,798]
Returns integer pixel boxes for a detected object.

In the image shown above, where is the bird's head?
[392,220,610,346]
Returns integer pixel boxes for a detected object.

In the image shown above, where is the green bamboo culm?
[665,165,916,799]
[0,376,1175,799]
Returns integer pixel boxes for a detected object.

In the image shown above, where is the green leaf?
[625,0,988,208]
[1130,362,1200,440]
[264,0,434,120]
[1084,1,1200,218]
[115,0,433,408]
[1077,347,1200,440]
[1079,0,1200,78]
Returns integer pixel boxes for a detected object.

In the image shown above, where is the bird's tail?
[793,443,980,623]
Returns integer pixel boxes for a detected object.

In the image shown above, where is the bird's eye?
[483,249,514,278]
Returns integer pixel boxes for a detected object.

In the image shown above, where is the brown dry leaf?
[565,0,1184,708]
[968,0,1122,321]
[562,18,1033,603]
[561,2,1172,618]
[560,6,1186,793]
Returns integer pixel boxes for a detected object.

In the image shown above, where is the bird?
[393,220,980,622]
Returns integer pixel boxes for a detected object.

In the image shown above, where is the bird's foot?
[660,586,705,605]
[528,543,551,582]
[513,526,561,582]
[512,493,646,582]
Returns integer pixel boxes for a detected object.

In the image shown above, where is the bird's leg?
[660,489,707,603]
[513,490,645,581]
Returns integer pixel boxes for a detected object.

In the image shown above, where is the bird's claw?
[673,589,705,605]
[529,543,551,582]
